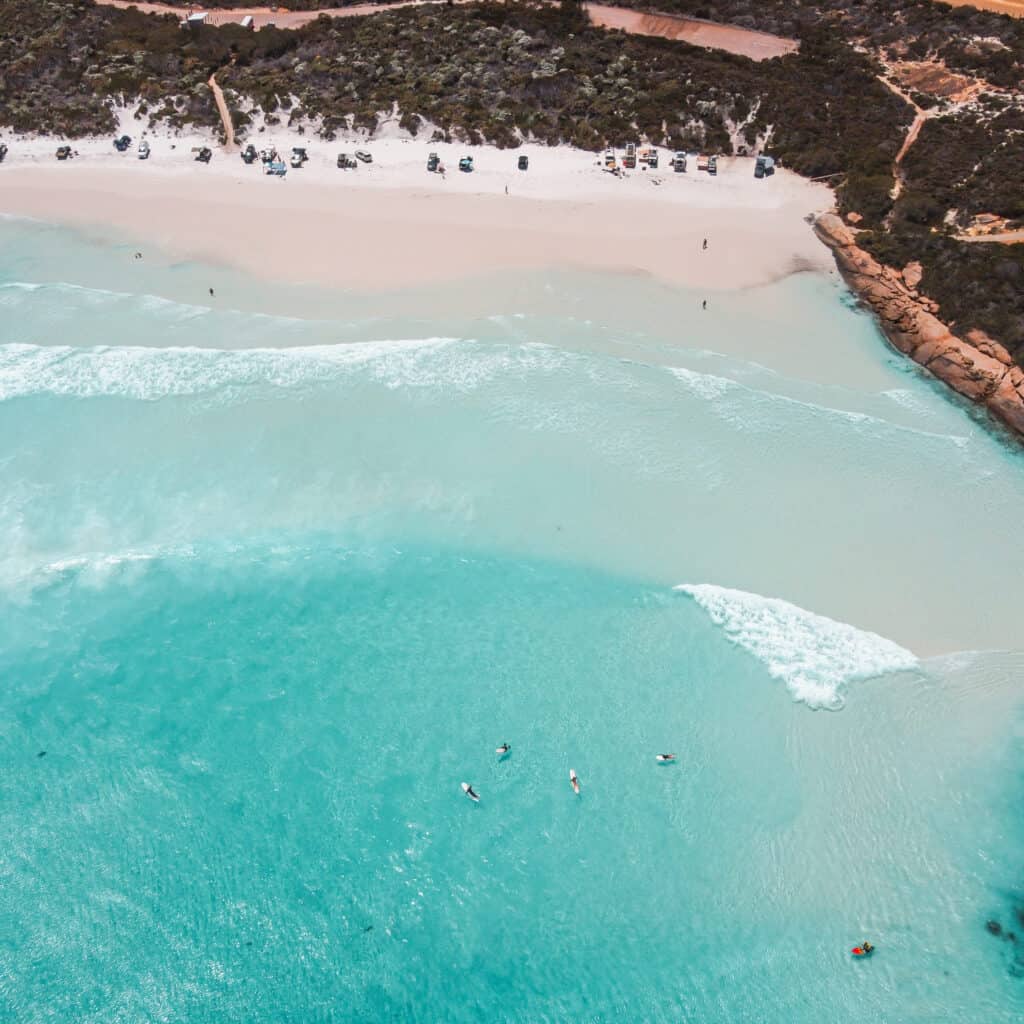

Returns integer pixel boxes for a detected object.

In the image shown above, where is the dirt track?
[935,0,1024,17]
[96,0,799,58]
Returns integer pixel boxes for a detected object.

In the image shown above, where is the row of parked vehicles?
[240,143,374,172]
[604,145,721,176]
[113,135,151,159]
[426,152,529,173]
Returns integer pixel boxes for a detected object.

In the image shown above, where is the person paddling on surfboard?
[462,783,480,802]
[496,743,510,756]
[656,754,676,762]
[851,941,874,957]
[570,769,580,795]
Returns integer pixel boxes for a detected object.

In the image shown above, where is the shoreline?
[0,131,834,293]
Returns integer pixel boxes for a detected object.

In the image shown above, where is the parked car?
[708,155,718,176]
[673,151,687,172]
[138,140,150,160]
[337,153,358,169]
[265,161,287,176]
[427,151,440,172]
[195,147,212,163]
[290,148,308,169]
[458,155,474,172]
[260,147,277,164]
[355,150,372,163]
[241,144,258,164]
[56,146,73,160]
[113,134,131,152]
[518,154,529,171]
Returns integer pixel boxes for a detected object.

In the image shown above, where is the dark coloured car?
[518,155,529,171]
[113,135,131,152]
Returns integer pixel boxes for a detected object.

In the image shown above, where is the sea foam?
[675,583,918,709]
[0,338,575,402]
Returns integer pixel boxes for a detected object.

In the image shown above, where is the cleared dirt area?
[584,5,797,60]
[97,0,799,58]
[891,61,978,100]
[935,0,1024,17]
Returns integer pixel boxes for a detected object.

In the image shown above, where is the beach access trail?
[207,73,236,150]
[94,0,797,60]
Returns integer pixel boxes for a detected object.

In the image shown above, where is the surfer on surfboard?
[462,783,480,802]
[655,754,677,762]
[570,769,580,795]
[496,743,510,756]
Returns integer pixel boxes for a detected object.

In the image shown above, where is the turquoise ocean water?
[1,217,1023,1022]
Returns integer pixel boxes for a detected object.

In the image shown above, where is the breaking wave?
[676,583,919,709]
[0,339,575,402]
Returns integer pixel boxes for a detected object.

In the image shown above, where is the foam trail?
[666,365,969,447]
[676,583,918,709]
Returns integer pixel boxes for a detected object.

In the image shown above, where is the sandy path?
[877,72,983,204]
[95,0,798,57]
[207,73,236,150]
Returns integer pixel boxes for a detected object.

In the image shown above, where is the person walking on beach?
[702,300,707,310]
[702,238,708,251]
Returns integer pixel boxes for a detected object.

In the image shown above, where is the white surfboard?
[569,769,580,794]
[461,782,479,802]
[656,754,677,762]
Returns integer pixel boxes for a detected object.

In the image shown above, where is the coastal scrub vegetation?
[0,0,1021,360]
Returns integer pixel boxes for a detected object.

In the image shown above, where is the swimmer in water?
[496,743,510,756]
[570,769,580,794]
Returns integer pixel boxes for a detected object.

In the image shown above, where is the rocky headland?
[814,213,1024,441]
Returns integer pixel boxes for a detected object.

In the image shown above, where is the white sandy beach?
[0,124,835,292]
